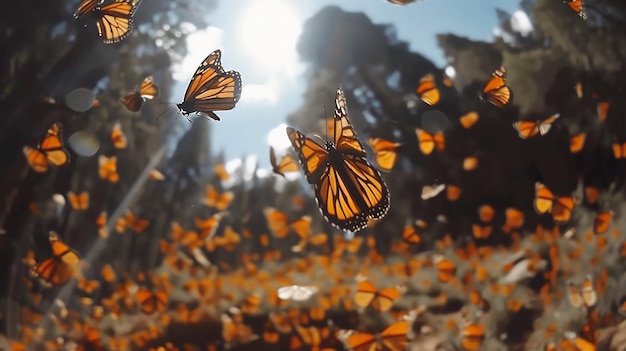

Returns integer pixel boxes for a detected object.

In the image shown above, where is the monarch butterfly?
[96,211,108,238]
[463,156,478,171]
[110,122,127,149]
[513,113,560,139]
[367,138,401,172]
[149,169,165,180]
[221,311,259,347]
[566,0,587,20]
[612,142,626,159]
[447,184,462,201]
[567,276,596,309]
[460,324,485,351]
[354,280,402,312]
[177,49,242,122]
[597,101,609,121]
[135,287,168,314]
[341,321,410,351]
[98,155,119,183]
[402,223,421,244]
[533,182,576,223]
[73,0,141,44]
[30,231,80,286]
[286,86,390,232]
[416,73,440,105]
[482,66,512,108]
[203,185,234,210]
[501,207,524,233]
[415,128,445,155]
[269,146,299,177]
[120,76,158,112]
[594,211,612,235]
[435,256,457,283]
[67,191,89,210]
[23,122,70,173]
[570,133,586,153]
[459,112,479,129]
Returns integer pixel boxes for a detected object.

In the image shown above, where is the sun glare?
[267,123,292,152]
[237,0,301,72]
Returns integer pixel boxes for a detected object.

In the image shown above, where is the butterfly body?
[287,87,389,232]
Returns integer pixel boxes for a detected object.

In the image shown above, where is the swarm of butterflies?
[9,0,622,350]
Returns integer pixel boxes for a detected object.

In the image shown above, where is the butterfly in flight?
[177,49,242,122]
[416,73,440,106]
[481,66,512,108]
[73,0,141,44]
[120,76,158,112]
[23,122,70,173]
[286,86,390,232]
[269,146,298,177]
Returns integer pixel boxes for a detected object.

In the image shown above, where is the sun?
[237,0,301,72]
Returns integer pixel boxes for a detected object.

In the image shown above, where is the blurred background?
[2,0,626,350]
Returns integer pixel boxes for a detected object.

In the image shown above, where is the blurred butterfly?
[221,310,258,347]
[402,223,422,245]
[460,324,485,351]
[574,81,583,98]
[341,321,410,351]
[286,86,390,232]
[533,182,576,223]
[482,66,511,108]
[96,212,108,238]
[597,101,609,121]
[120,76,158,112]
[269,146,298,177]
[135,287,168,314]
[435,255,457,283]
[368,138,401,172]
[416,73,440,105]
[354,280,402,312]
[98,155,119,183]
[177,49,242,122]
[501,207,524,233]
[415,128,445,155]
[570,133,586,153]
[421,183,445,200]
[203,185,234,211]
[566,0,587,20]
[463,156,479,171]
[387,0,416,5]
[149,169,165,180]
[23,122,69,173]
[612,141,626,159]
[277,285,319,301]
[73,0,141,44]
[459,111,479,129]
[30,231,80,286]
[110,122,127,149]
[512,113,560,139]
[567,275,596,309]
[67,191,89,210]
[593,211,612,235]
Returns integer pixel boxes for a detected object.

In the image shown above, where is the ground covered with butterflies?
[2,0,626,350]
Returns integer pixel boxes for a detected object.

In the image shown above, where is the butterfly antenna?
[155,105,176,120]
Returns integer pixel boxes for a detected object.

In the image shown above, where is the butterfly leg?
[200,111,221,121]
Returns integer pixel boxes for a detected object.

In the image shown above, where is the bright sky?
[171,0,522,171]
